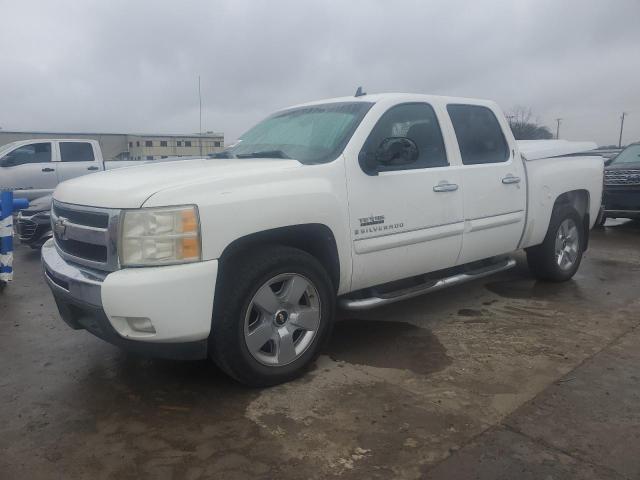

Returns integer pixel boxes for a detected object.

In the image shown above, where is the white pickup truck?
[0,139,144,200]
[42,93,603,386]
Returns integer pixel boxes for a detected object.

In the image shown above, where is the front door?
[345,102,465,291]
[0,142,57,200]
[446,104,527,264]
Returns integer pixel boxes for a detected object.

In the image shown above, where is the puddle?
[325,319,451,375]
[485,279,585,301]
[458,308,483,317]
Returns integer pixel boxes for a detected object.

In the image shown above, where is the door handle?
[87,166,99,171]
[433,182,459,192]
[42,167,55,172]
[502,175,521,184]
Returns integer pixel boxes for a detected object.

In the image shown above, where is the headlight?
[120,205,201,267]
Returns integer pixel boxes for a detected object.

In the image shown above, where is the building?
[127,133,224,160]
[0,131,224,161]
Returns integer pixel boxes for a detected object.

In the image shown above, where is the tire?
[209,245,335,387]
[526,204,584,282]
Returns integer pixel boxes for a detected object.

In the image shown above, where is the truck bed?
[517,140,598,161]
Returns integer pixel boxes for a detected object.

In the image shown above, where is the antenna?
[198,75,203,157]
[354,86,366,97]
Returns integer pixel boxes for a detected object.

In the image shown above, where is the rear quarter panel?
[520,155,603,249]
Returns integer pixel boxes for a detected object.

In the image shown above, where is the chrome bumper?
[41,239,107,307]
[41,238,208,360]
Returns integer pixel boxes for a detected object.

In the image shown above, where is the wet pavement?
[1,220,639,479]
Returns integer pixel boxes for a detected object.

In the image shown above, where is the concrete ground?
[1,220,639,479]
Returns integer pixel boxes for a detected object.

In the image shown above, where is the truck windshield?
[610,144,640,165]
[220,102,373,164]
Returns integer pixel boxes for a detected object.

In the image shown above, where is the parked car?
[41,93,603,386]
[0,139,188,200]
[598,143,640,224]
[591,148,622,164]
[16,194,53,249]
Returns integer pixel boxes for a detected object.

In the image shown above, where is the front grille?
[17,219,37,240]
[604,169,640,186]
[52,201,120,271]
[55,237,108,262]
[53,204,109,228]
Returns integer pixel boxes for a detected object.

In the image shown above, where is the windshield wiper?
[236,150,290,159]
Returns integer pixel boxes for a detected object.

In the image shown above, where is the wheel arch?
[553,189,590,218]
[218,223,341,291]
[553,189,590,251]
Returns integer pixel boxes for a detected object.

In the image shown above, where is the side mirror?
[358,137,420,176]
[376,137,419,167]
[358,150,379,176]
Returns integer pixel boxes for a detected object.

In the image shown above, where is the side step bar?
[339,258,516,311]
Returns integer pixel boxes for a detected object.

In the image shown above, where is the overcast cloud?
[1,0,638,146]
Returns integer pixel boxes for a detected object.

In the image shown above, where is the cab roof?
[288,92,498,109]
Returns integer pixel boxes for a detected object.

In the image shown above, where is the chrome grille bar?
[604,169,640,186]
[51,201,121,272]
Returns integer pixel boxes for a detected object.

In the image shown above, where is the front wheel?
[526,205,584,282]
[210,245,335,387]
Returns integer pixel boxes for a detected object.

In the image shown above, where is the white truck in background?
[0,139,155,200]
[42,93,603,387]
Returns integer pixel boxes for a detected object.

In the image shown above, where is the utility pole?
[198,75,203,157]
[618,112,627,148]
[555,118,562,139]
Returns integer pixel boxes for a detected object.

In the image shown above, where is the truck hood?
[53,158,301,208]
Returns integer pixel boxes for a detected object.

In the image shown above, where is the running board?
[339,258,516,311]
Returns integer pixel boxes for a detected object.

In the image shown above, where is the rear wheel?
[210,245,335,387]
[527,205,584,282]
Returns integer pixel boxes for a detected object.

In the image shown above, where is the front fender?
[143,160,353,293]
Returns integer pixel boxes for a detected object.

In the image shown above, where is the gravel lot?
[1,220,639,479]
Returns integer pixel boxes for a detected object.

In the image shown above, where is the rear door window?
[447,104,509,165]
[59,142,95,162]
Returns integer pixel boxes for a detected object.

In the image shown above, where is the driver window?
[1,143,52,167]
[362,103,448,172]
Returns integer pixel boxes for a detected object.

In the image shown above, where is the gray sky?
[1,0,639,146]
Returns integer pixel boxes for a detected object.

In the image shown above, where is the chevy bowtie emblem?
[54,217,68,240]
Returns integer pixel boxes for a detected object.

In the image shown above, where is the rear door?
[56,141,101,183]
[0,142,57,199]
[345,101,465,291]
[447,104,526,264]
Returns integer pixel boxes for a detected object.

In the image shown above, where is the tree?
[507,106,554,140]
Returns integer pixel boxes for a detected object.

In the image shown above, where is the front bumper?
[41,240,218,360]
[603,187,640,219]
